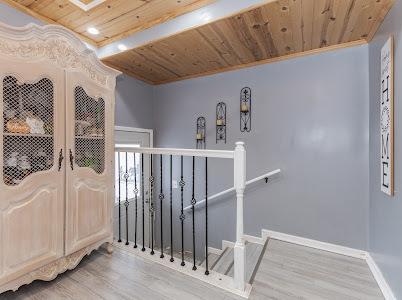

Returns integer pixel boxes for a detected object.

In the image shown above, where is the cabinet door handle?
[69,149,74,171]
[58,149,64,171]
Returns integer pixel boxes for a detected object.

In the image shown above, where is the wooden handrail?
[115,146,234,159]
[183,169,281,212]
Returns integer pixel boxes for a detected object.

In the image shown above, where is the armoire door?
[65,71,114,255]
[0,58,65,284]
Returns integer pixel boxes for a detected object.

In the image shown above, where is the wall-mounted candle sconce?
[196,116,206,149]
[240,87,252,132]
[216,102,226,144]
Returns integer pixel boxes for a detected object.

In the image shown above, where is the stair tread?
[147,240,266,283]
[211,247,234,275]
[198,252,220,269]
[226,242,265,283]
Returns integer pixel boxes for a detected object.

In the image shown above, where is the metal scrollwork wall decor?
[216,102,227,143]
[240,87,252,132]
[196,116,206,149]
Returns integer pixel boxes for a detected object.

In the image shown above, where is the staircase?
[152,239,266,284]
[205,241,266,284]
[114,142,260,298]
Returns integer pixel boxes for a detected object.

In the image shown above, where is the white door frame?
[114,126,153,148]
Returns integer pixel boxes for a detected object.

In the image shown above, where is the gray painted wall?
[368,1,402,298]
[153,45,370,252]
[115,74,154,129]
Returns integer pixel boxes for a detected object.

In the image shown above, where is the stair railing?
[114,142,247,292]
[183,168,281,212]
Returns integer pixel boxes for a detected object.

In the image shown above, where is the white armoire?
[0,22,120,293]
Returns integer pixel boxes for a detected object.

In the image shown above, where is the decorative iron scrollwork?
[216,102,227,143]
[196,116,206,149]
[240,87,252,132]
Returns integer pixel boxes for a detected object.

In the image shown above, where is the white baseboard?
[222,236,266,249]
[222,240,235,249]
[261,229,368,259]
[366,254,396,300]
[243,234,266,245]
[208,246,223,255]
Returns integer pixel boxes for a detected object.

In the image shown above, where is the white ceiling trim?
[69,0,106,12]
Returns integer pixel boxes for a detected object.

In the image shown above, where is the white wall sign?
[380,37,394,196]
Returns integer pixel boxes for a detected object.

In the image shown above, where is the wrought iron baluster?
[180,155,185,266]
[170,155,174,262]
[141,153,146,252]
[118,152,122,243]
[159,154,165,258]
[205,157,209,275]
[150,154,155,255]
[133,153,138,248]
[125,152,129,245]
[191,156,197,271]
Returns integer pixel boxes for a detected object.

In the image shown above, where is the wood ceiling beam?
[144,40,368,85]
[101,60,157,85]
[100,0,394,85]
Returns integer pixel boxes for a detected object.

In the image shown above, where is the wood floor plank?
[1,239,384,300]
[250,239,383,300]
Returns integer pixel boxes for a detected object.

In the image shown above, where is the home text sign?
[380,37,394,196]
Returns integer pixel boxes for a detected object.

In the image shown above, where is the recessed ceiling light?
[118,44,128,51]
[87,27,99,35]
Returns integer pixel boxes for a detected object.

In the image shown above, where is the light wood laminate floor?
[0,239,383,300]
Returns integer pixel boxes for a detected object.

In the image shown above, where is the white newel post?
[234,141,246,291]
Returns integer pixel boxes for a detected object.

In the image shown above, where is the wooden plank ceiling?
[3,0,216,46]
[102,0,394,85]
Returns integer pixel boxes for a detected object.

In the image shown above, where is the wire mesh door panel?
[1,59,66,192]
[0,58,65,280]
[65,72,113,255]
[2,76,55,186]
[74,86,105,174]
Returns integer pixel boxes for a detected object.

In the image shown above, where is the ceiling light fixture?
[87,27,99,35]
[118,44,128,51]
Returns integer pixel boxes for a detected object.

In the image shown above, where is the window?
[115,144,141,205]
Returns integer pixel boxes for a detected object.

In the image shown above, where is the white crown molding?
[69,0,106,12]
[366,254,396,300]
[0,22,121,89]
